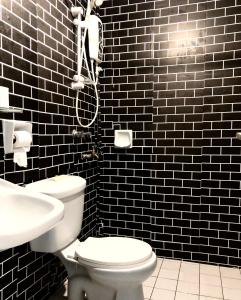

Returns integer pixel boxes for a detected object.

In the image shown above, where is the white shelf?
[0,106,23,113]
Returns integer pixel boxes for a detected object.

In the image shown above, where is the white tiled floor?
[49,258,241,300]
[144,258,241,300]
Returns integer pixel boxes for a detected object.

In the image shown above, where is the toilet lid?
[75,237,152,267]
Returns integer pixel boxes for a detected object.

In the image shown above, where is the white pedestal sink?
[0,178,64,251]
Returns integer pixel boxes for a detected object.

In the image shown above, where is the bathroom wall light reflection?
[168,30,204,57]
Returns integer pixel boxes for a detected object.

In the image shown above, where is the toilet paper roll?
[13,130,32,149]
[13,131,32,168]
[13,148,27,168]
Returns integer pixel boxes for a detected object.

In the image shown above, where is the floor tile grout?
[149,257,164,299]
[49,257,241,300]
[173,260,181,300]
[144,258,241,300]
[219,265,225,300]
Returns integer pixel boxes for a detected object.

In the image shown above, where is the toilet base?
[68,275,144,300]
[115,285,144,300]
[68,275,115,300]
[56,241,156,300]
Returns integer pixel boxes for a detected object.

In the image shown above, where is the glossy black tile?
[100,0,241,268]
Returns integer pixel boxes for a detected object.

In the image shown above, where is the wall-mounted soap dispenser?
[2,120,32,167]
[114,130,133,148]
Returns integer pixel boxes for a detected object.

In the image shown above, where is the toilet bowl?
[26,175,157,300]
[59,237,156,300]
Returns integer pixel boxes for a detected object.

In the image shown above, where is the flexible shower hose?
[75,13,99,128]
[75,83,99,128]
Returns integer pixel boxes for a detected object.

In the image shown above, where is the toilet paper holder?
[2,120,32,154]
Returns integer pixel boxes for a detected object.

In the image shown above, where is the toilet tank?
[26,175,86,253]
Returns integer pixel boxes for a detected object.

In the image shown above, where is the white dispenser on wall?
[0,86,9,108]
[88,14,103,64]
[2,120,32,168]
[71,0,104,128]
[114,130,133,148]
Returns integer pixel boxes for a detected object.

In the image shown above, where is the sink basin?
[0,178,64,250]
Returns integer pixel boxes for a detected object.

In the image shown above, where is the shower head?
[89,0,103,10]
[94,0,103,7]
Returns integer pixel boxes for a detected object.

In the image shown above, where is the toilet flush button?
[53,175,70,181]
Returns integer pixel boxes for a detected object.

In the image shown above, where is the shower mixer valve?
[81,147,99,160]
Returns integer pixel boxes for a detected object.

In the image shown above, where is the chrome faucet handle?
[236,132,241,140]
[81,146,99,160]
[72,130,91,139]
[81,152,92,160]
[91,148,99,159]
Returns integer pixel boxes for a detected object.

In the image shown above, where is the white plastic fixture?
[70,6,83,17]
[114,130,133,148]
[2,119,32,154]
[95,0,104,7]
[0,86,9,108]
[0,178,64,251]
[71,0,104,128]
[88,15,103,64]
[75,237,153,267]
[26,175,86,253]
[24,175,157,300]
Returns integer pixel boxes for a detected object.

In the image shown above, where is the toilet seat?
[75,237,153,268]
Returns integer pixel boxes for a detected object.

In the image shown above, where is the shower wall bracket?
[73,19,88,27]
[73,74,95,87]
[71,6,93,91]
[71,6,83,17]
[72,76,85,90]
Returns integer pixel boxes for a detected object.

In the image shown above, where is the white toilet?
[26,175,157,300]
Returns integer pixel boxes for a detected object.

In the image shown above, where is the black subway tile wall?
[100,0,241,266]
[153,0,205,262]
[201,0,241,266]
[99,0,155,247]
[1,0,241,299]
[0,0,98,299]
